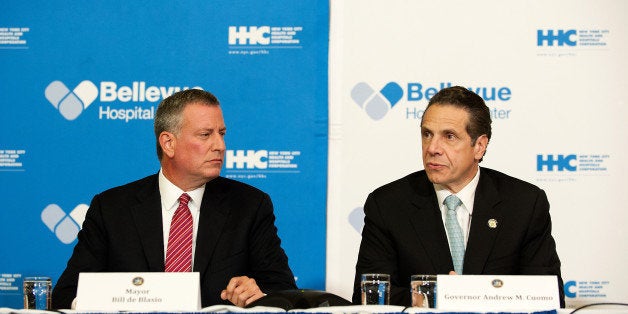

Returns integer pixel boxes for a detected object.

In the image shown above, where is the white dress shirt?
[158,169,205,267]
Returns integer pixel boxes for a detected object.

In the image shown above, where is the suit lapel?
[407,173,454,273]
[130,174,166,271]
[464,168,502,274]
[193,177,230,275]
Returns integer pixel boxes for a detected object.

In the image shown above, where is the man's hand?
[220,276,265,307]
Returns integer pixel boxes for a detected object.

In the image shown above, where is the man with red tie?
[52,89,296,309]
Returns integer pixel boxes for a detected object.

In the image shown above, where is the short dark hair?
[424,86,492,160]
[154,89,220,160]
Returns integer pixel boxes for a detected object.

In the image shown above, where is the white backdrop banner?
[327,0,628,308]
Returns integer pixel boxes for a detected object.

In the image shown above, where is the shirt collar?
[158,169,205,211]
[434,166,481,214]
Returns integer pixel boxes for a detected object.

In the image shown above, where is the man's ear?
[474,134,489,160]
[159,131,176,158]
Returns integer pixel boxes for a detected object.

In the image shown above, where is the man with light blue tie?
[352,86,564,307]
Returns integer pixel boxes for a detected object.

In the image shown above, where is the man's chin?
[425,171,446,185]
[202,169,222,181]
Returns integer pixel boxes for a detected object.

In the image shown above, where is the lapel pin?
[488,219,498,229]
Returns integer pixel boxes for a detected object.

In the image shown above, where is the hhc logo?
[351,82,403,121]
[228,26,270,45]
[537,29,577,46]
[565,281,577,298]
[45,80,98,120]
[537,154,577,171]
[225,150,268,169]
[41,203,88,244]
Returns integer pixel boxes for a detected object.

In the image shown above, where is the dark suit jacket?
[352,167,564,307]
[52,174,296,309]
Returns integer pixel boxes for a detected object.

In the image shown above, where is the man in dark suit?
[352,86,564,307]
[52,89,297,309]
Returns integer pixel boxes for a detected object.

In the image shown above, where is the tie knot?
[444,194,462,211]
[179,193,191,206]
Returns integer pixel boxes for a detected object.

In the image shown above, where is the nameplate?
[76,272,201,311]
[436,275,559,311]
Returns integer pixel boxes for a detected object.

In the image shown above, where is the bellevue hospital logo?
[41,203,88,244]
[44,80,201,122]
[45,80,98,121]
[351,82,403,121]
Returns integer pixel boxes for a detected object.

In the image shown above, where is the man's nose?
[214,136,226,151]
[425,137,442,154]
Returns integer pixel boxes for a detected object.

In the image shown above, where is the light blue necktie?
[444,194,465,274]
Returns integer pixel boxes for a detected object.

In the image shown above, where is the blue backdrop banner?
[0,1,329,308]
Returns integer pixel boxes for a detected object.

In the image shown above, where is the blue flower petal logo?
[45,80,98,120]
[348,206,365,234]
[351,82,403,120]
[41,203,88,244]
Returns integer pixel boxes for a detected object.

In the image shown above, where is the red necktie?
[165,193,193,272]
